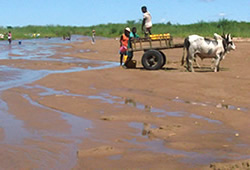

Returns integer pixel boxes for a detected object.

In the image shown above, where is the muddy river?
[0,36,119,169]
[0,36,249,169]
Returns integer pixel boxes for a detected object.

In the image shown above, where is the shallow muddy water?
[25,83,250,166]
[0,36,119,169]
[23,84,222,125]
[128,122,250,165]
[173,97,248,112]
[1,36,249,168]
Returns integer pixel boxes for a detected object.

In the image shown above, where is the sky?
[0,0,249,27]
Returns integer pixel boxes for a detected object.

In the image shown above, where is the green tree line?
[0,19,249,40]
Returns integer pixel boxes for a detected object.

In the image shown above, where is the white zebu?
[181,33,236,72]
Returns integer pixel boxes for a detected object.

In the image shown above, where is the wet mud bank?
[0,36,119,169]
[0,37,250,169]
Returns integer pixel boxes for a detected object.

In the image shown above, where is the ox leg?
[186,54,189,70]
[187,54,194,72]
[194,56,201,68]
[217,57,223,72]
[211,58,215,70]
[214,56,221,72]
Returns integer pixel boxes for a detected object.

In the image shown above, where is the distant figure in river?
[141,6,152,37]
[92,30,96,44]
[8,31,12,44]
[63,35,71,40]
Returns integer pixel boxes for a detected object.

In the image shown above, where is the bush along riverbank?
[0,19,249,40]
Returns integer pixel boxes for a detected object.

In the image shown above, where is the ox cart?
[128,34,184,70]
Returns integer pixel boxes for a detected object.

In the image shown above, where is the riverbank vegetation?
[0,19,249,40]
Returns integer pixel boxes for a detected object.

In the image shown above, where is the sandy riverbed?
[0,37,250,169]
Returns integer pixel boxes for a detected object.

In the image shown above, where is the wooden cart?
[128,34,184,70]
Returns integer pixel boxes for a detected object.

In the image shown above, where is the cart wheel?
[159,51,166,68]
[141,50,164,70]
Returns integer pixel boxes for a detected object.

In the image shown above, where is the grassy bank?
[0,19,249,40]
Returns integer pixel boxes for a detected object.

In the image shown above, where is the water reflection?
[127,122,250,165]
[23,83,222,124]
[22,94,92,137]
[128,122,154,137]
[124,98,221,124]
[0,96,32,144]
[0,35,116,169]
[124,98,184,117]
[173,97,248,112]
[0,61,118,92]
[108,154,122,160]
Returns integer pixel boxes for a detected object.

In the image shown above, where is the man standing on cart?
[141,6,152,37]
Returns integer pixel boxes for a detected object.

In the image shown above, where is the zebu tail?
[181,37,189,66]
[181,46,186,66]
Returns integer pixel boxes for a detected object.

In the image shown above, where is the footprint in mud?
[209,159,250,170]
[173,97,248,112]
[100,116,115,121]
[77,145,122,157]
[124,97,221,124]
[126,123,250,167]
[124,98,184,117]
[142,123,151,136]
[23,84,222,125]
[129,122,180,139]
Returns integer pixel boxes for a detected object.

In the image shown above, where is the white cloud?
[160,18,166,23]
[219,13,226,17]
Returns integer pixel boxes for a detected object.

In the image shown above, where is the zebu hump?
[204,38,218,46]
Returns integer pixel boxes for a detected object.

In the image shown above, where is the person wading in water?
[8,31,12,44]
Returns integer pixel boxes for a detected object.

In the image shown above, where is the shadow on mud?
[122,66,230,72]
[194,67,230,72]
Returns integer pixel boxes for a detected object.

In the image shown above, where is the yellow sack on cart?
[150,33,171,40]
